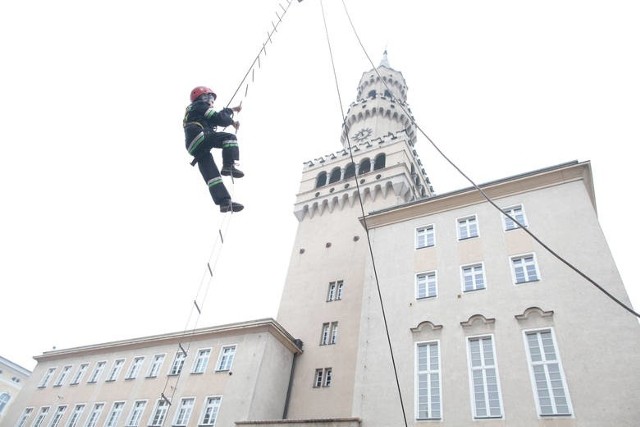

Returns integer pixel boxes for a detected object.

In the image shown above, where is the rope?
[157,211,234,426]
[338,0,640,319]
[225,0,299,109]
[319,1,409,425]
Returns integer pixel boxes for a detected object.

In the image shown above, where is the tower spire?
[379,49,390,68]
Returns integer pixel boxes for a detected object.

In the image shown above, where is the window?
[48,405,66,427]
[328,167,341,184]
[125,401,146,427]
[358,158,371,175]
[65,404,84,427]
[38,368,56,388]
[467,336,503,418]
[84,403,104,427]
[192,349,211,374]
[0,392,10,415]
[344,163,355,180]
[170,351,186,376]
[125,357,144,380]
[320,322,338,345]
[104,402,124,427]
[69,364,88,385]
[15,407,33,427]
[458,215,479,240]
[32,407,50,427]
[315,171,327,188]
[313,368,332,387]
[147,354,165,378]
[373,153,386,170]
[524,329,572,416]
[87,362,106,383]
[106,359,125,382]
[503,204,527,230]
[416,341,441,420]
[148,399,169,427]
[416,271,437,299]
[216,346,236,371]
[54,366,72,387]
[199,397,221,426]
[416,225,435,249]
[510,254,540,284]
[461,263,486,292]
[173,398,195,426]
[327,280,343,302]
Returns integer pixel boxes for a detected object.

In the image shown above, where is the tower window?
[384,89,392,98]
[367,89,376,98]
[344,162,355,180]
[359,158,371,175]
[315,171,327,188]
[374,153,386,170]
[327,280,344,301]
[328,167,341,184]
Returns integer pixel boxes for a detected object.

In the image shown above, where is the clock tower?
[276,53,434,420]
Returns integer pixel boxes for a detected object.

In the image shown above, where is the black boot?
[221,164,244,178]
[220,200,244,213]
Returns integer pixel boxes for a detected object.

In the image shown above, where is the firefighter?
[183,86,244,212]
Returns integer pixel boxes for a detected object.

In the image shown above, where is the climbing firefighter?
[183,86,244,213]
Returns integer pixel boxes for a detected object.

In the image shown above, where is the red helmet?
[190,86,217,102]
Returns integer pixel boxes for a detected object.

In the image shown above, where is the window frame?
[416,270,438,299]
[15,407,33,427]
[125,357,145,380]
[415,224,436,249]
[69,364,88,385]
[53,365,72,387]
[125,400,147,427]
[466,335,504,419]
[148,399,169,427]
[38,367,56,388]
[169,351,187,376]
[173,397,195,427]
[199,396,222,426]
[147,354,165,378]
[103,401,125,427]
[502,204,528,231]
[457,215,479,240]
[460,263,486,292]
[64,404,85,427]
[192,348,212,374]
[84,403,104,427]
[87,361,106,384]
[48,405,67,427]
[415,340,442,420]
[215,345,237,372]
[523,328,573,417]
[313,367,333,388]
[510,253,541,285]
[106,359,125,382]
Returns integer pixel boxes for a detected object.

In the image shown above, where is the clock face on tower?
[352,127,373,142]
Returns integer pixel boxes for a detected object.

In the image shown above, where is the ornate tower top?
[341,51,416,149]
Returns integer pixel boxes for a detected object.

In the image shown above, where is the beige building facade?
[2,319,301,427]
[4,58,640,427]
[0,356,31,424]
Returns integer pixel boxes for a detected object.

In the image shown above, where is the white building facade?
[0,356,31,424]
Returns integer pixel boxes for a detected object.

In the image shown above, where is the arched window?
[367,90,376,98]
[384,89,392,98]
[328,167,341,184]
[0,393,10,415]
[344,163,356,180]
[374,153,386,170]
[359,158,371,175]
[316,171,327,188]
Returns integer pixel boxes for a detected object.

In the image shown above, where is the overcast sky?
[1,0,639,371]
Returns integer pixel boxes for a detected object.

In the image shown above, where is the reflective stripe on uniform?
[205,108,217,119]
[222,140,238,149]
[207,177,223,188]
[187,132,205,155]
